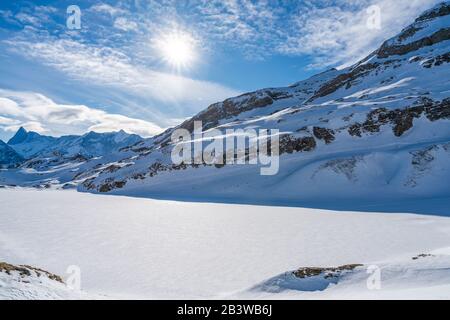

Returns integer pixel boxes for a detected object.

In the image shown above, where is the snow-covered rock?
[0,261,97,300]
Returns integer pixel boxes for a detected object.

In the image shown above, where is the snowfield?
[1,189,450,299]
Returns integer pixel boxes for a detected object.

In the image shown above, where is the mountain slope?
[76,2,450,205]
[0,140,23,167]
[0,128,142,188]
[7,127,56,159]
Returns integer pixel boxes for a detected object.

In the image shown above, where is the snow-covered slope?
[1,189,450,299]
[0,261,98,300]
[0,140,23,168]
[7,127,56,159]
[76,2,450,204]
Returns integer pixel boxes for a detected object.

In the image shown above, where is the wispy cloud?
[5,37,238,106]
[0,89,163,137]
[2,0,439,73]
[276,0,441,68]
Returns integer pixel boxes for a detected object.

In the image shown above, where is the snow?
[0,263,100,300]
[1,189,450,299]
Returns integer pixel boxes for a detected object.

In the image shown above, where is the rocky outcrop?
[98,179,127,193]
[180,92,274,132]
[313,127,335,144]
[0,261,63,283]
[279,135,316,154]
[422,52,450,68]
[378,28,450,58]
[293,264,363,279]
[310,63,378,100]
[348,98,450,137]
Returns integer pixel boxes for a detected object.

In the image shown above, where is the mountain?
[1,2,449,203]
[7,126,28,145]
[0,128,142,188]
[6,127,56,158]
[0,140,23,167]
[75,2,450,205]
[6,127,142,160]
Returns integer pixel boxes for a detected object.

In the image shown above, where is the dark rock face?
[180,92,274,132]
[293,264,363,279]
[348,98,450,137]
[377,28,450,58]
[397,25,424,42]
[310,63,378,100]
[0,261,63,283]
[422,52,450,68]
[313,127,335,144]
[279,135,316,154]
[425,97,450,120]
[98,179,127,193]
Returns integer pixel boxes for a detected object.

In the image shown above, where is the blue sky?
[0,0,440,140]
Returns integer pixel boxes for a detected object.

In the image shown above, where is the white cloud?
[0,89,163,137]
[113,17,138,31]
[5,38,239,107]
[118,0,441,67]
[89,3,127,16]
[276,0,441,68]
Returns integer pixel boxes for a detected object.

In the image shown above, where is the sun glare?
[156,32,196,70]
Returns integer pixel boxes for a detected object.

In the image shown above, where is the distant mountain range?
[0,127,142,186]
[1,2,450,205]
[6,126,142,159]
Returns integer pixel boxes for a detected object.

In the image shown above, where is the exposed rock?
[425,97,450,120]
[346,98,448,138]
[266,90,293,100]
[313,127,335,144]
[397,25,424,42]
[293,264,363,279]
[98,179,127,193]
[422,52,450,68]
[310,63,378,100]
[180,92,274,132]
[0,261,63,283]
[377,28,450,58]
[279,135,316,154]
[104,164,122,173]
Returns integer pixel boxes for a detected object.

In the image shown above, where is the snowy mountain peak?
[415,1,450,23]
[7,126,29,145]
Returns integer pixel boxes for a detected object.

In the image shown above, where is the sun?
[156,32,196,70]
